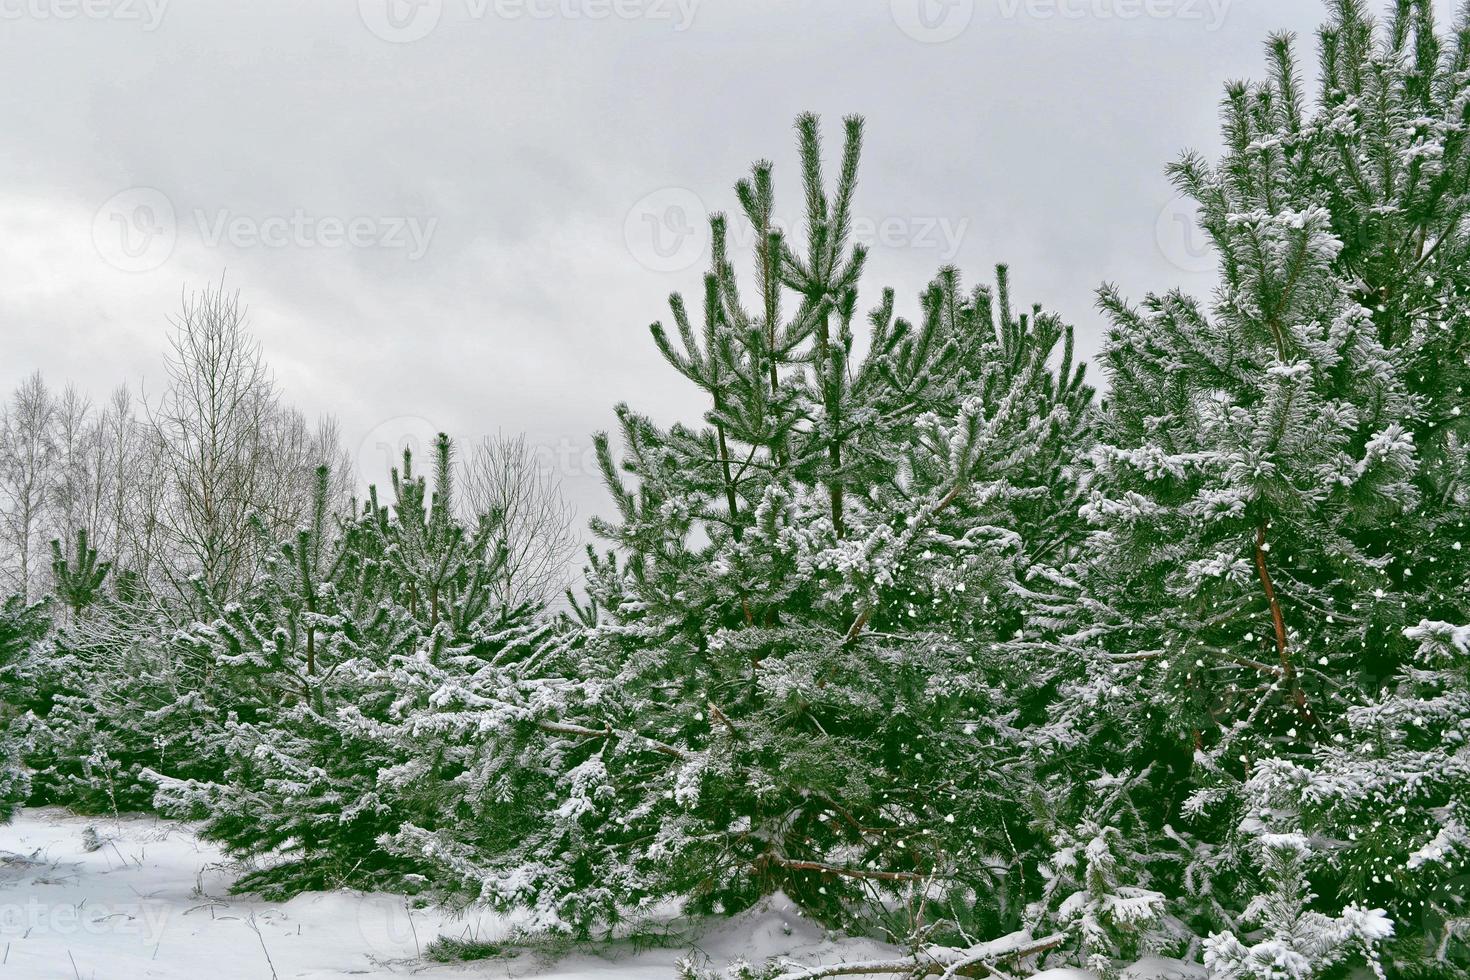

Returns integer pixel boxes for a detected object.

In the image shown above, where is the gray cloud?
[2,0,1450,526]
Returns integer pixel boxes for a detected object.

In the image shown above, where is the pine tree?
[0,594,48,822]
[1248,618,1470,974]
[1031,0,1470,971]
[148,446,533,897]
[1028,799,1185,972]
[385,115,1096,943]
[366,434,507,638]
[1260,4,1470,968]
[147,464,414,893]
[362,434,523,664]
[50,528,110,620]
[14,527,209,815]
[1204,829,1392,980]
[11,581,203,814]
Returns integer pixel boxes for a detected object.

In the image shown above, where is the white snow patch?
[0,809,917,979]
[1034,957,1208,980]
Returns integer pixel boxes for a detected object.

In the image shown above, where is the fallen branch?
[769,932,1064,979]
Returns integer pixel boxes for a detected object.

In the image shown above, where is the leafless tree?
[254,406,353,535]
[148,278,282,606]
[47,385,115,553]
[116,395,174,593]
[0,278,354,611]
[99,386,150,580]
[458,433,577,610]
[140,277,354,608]
[0,372,57,599]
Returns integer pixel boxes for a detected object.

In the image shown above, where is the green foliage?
[2,10,1468,976]
[423,935,508,963]
[0,594,49,822]
[145,448,542,897]
[1024,2,1470,974]
[50,529,110,618]
[381,114,1096,945]
[1204,829,1392,980]
[15,584,218,814]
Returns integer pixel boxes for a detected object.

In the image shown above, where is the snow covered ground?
[0,808,904,979]
[0,808,1199,980]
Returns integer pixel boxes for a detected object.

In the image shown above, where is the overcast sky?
[1,0,1455,526]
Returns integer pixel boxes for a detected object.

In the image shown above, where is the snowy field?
[0,807,892,980]
[0,808,1197,980]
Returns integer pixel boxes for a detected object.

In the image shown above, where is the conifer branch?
[535,720,694,760]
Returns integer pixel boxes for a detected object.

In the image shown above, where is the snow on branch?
[768,932,1064,979]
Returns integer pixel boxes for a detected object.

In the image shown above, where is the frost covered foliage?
[1028,784,1188,973]
[1022,0,1470,973]
[8,537,233,816]
[383,114,1095,939]
[1252,619,1470,974]
[146,446,540,897]
[1205,830,1392,980]
[0,595,48,822]
[0,6,1468,976]
[0,733,22,825]
[14,592,217,815]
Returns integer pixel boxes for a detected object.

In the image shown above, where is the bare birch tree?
[253,406,352,536]
[99,386,152,582]
[47,385,115,552]
[149,279,281,606]
[0,373,56,599]
[458,432,577,609]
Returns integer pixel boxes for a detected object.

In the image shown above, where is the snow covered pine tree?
[148,445,539,896]
[386,114,1095,957]
[1033,0,1469,973]
[0,593,48,822]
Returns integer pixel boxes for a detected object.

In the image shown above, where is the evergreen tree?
[147,464,414,893]
[50,529,110,620]
[1028,802,1184,972]
[1204,829,1392,980]
[17,564,221,814]
[1247,618,1470,975]
[1028,0,1470,971]
[0,594,48,822]
[386,115,1095,942]
[368,435,502,634]
[149,445,533,896]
